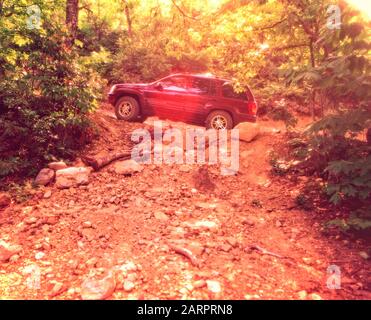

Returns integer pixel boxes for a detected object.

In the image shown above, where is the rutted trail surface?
[0,106,369,300]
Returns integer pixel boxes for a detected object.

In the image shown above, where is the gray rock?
[113,159,143,175]
[43,190,52,199]
[55,167,90,189]
[34,168,55,186]
[49,282,65,298]
[0,241,22,263]
[309,293,323,300]
[193,280,206,289]
[206,280,221,293]
[48,161,68,171]
[123,280,135,292]
[154,211,169,221]
[297,290,308,300]
[35,251,45,260]
[235,122,260,143]
[82,221,93,228]
[81,273,116,300]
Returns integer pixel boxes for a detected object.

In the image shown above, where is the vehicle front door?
[144,75,189,121]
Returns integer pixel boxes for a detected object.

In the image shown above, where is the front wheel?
[206,110,233,130]
[115,96,140,121]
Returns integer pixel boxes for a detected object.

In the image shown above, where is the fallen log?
[81,150,132,171]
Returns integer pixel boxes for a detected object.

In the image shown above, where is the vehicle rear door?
[219,82,249,117]
[183,77,218,125]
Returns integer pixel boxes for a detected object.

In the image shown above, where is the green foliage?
[276,1,371,231]
[327,214,371,232]
[282,1,371,114]
[0,2,97,178]
[269,152,291,176]
[5,182,34,203]
[109,41,173,83]
[256,84,307,116]
[287,138,309,160]
[325,156,371,205]
[0,157,26,177]
[268,101,298,129]
[295,193,314,211]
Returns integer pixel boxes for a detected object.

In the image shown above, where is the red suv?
[108,73,257,129]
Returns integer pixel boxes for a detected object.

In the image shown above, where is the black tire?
[115,96,140,121]
[206,110,233,130]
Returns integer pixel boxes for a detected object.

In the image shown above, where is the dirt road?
[0,106,369,300]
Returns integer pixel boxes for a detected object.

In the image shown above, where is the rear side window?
[189,77,213,95]
[222,83,248,101]
[209,80,217,96]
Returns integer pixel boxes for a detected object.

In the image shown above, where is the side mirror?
[154,82,163,91]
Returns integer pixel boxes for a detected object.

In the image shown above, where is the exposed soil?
[0,105,370,300]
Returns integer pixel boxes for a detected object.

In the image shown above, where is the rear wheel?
[206,110,233,130]
[115,96,140,121]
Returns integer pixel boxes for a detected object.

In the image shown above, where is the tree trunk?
[309,39,316,120]
[66,0,79,47]
[123,1,133,37]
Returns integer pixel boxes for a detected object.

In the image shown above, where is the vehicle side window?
[209,80,217,96]
[189,77,211,95]
[222,83,248,101]
[161,76,188,92]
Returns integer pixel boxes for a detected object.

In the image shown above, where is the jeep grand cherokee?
[108,73,257,130]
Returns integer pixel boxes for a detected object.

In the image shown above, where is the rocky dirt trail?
[0,105,370,300]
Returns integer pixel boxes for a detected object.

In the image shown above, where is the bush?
[0,24,97,178]
[268,102,298,129]
[280,5,371,231]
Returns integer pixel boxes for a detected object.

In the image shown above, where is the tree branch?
[258,18,287,31]
[273,43,308,51]
[79,4,93,14]
[171,0,197,20]
[291,11,315,38]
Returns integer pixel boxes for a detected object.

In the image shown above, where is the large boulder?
[34,168,55,186]
[113,159,143,175]
[0,193,11,209]
[235,122,260,143]
[55,167,90,189]
[48,161,68,171]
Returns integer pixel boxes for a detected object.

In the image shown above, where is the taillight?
[248,101,257,115]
